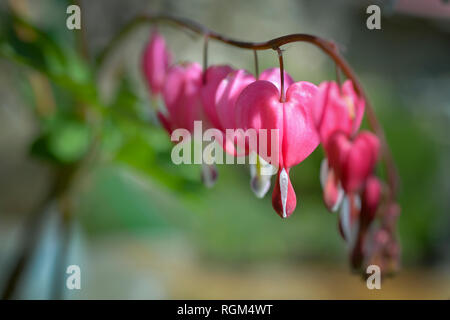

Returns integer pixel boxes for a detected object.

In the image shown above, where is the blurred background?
[0,0,449,299]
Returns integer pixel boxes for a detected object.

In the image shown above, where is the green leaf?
[48,120,91,163]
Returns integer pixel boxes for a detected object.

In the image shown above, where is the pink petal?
[327,131,379,193]
[215,69,256,130]
[342,80,365,135]
[235,80,282,166]
[201,65,233,129]
[361,176,382,227]
[313,80,365,148]
[259,67,294,95]
[142,29,172,96]
[342,131,379,192]
[282,81,320,168]
[162,63,203,133]
[326,131,352,179]
[323,166,344,212]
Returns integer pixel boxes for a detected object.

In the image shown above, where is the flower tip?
[250,174,271,199]
[272,168,297,219]
[320,159,344,213]
[201,163,218,188]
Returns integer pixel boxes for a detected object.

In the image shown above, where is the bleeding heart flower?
[201,65,234,129]
[159,62,203,134]
[313,80,365,149]
[235,79,319,218]
[215,68,293,156]
[350,176,382,269]
[327,130,380,193]
[216,69,289,199]
[159,62,220,188]
[142,29,172,96]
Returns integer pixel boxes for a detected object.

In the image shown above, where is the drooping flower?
[313,79,365,148]
[158,62,220,188]
[326,130,380,193]
[365,202,401,275]
[310,80,365,213]
[235,79,319,218]
[214,69,290,199]
[327,131,380,262]
[350,176,382,269]
[158,62,203,134]
[216,69,256,133]
[201,65,234,129]
[142,29,172,96]
[215,69,272,197]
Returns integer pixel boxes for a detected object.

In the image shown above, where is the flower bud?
[142,29,171,96]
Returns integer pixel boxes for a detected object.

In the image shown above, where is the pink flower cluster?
[142,30,399,273]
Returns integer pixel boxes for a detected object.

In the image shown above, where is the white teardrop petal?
[331,183,345,212]
[201,163,217,188]
[250,174,271,199]
[319,158,328,189]
[339,196,351,242]
[279,168,289,218]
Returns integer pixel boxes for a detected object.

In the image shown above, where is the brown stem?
[253,50,259,78]
[97,14,399,200]
[276,48,285,102]
[202,34,209,84]
[335,63,342,87]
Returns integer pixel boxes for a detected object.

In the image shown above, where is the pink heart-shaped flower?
[235,79,319,218]
[327,130,379,193]
[360,176,382,228]
[313,80,365,148]
[236,80,319,169]
[142,29,172,96]
[160,62,203,133]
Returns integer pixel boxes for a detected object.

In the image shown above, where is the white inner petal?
[201,163,216,188]
[319,158,328,189]
[251,174,271,199]
[249,152,257,178]
[331,183,345,212]
[279,168,289,218]
[339,196,351,242]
